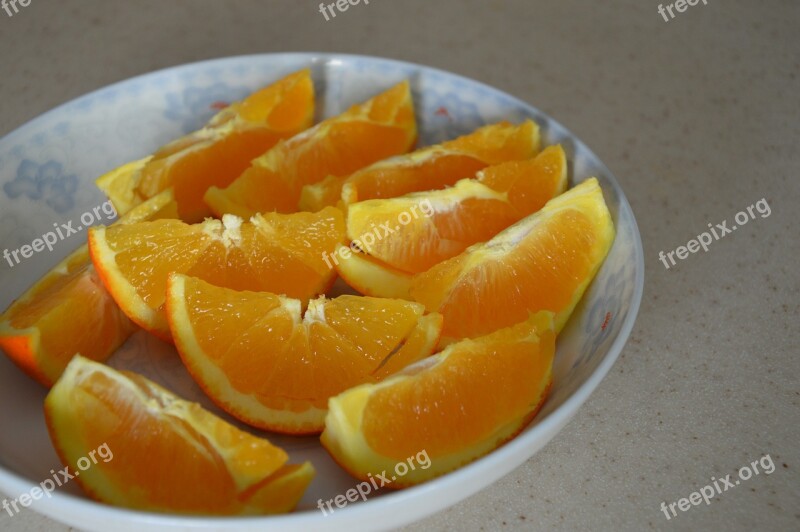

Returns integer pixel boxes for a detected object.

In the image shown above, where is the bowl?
[0,53,644,531]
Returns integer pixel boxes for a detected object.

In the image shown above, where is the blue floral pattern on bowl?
[3,160,77,213]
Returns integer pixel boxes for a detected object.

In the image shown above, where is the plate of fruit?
[0,53,643,531]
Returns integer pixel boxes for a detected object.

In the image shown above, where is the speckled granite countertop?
[0,1,797,530]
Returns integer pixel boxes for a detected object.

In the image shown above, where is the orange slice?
[0,191,178,387]
[410,178,615,342]
[166,274,442,434]
[45,356,313,514]
[300,120,541,211]
[88,207,345,340]
[332,243,414,300]
[343,145,567,275]
[321,312,555,487]
[96,69,314,222]
[204,81,417,218]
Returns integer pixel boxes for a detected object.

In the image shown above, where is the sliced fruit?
[476,144,569,215]
[204,81,418,218]
[95,159,150,217]
[166,274,442,434]
[321,312,555,487]
[96,69,314,222]
[88,207,345,340]
[332,243,413,300]
[343,145,567,275]
[410,178,615,341]
[0,190,178,387]
[299,120,541,211]
[299,175,347,212]
[45,356,313,514]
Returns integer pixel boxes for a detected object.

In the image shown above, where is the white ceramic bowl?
[0,53,644,531]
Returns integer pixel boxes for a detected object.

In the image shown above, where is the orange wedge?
[410,178,615,342]
[321,312,555,487]
[332,243,414,300]
[166,274,442,434]
[96,69,314,222]
[343,145,567,276]
[45,356,313,514]
[204,81,417,217]
[0,191,178,387]
[299,120,541,211]
[88,207,345,340]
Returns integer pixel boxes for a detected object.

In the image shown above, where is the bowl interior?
[0,53,643,530]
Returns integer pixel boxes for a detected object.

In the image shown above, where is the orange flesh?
[204,82,417,217]
[179,276,435,409]
[89,207,345,337]
[332,244,414,300]
[345,145,567,274]
[344,154,489,204]
[410,178,614,340]
[0,191,178,386]
[300,175,347,212]
[413,211,596,339]
[476,145,568,215]
[45,357,312,514]
[337,120,540,206]
[138,129,292,222]
[359,314,555,460]
[1,251,135,384]
[131,69,314,221]
[348,193,518,274]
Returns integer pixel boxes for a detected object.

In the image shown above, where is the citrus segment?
[340,145,567,279]
[204,81,417,217]
[96,69,314,221]
[166,274,442,434]
[302,120,541,211]
[321,312,555,486]
[299,175,347,212]
[332,243,413,299]
[476,144,569,216]
[45,356,313,514]
[410,178,615,341]
[88,207,345,340]
[0,190,178,387]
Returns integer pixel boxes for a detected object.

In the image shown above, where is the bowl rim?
[0,51,645,531]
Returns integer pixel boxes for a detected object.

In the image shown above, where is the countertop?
[0,0,797,530]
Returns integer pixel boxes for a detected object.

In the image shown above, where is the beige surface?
[0,0,798,530]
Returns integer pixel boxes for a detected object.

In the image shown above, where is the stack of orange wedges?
[204,81,419,217]
[1,71,618,515]
[334,144,570,298]
[299,119,541,211]
[96,69,315,222]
